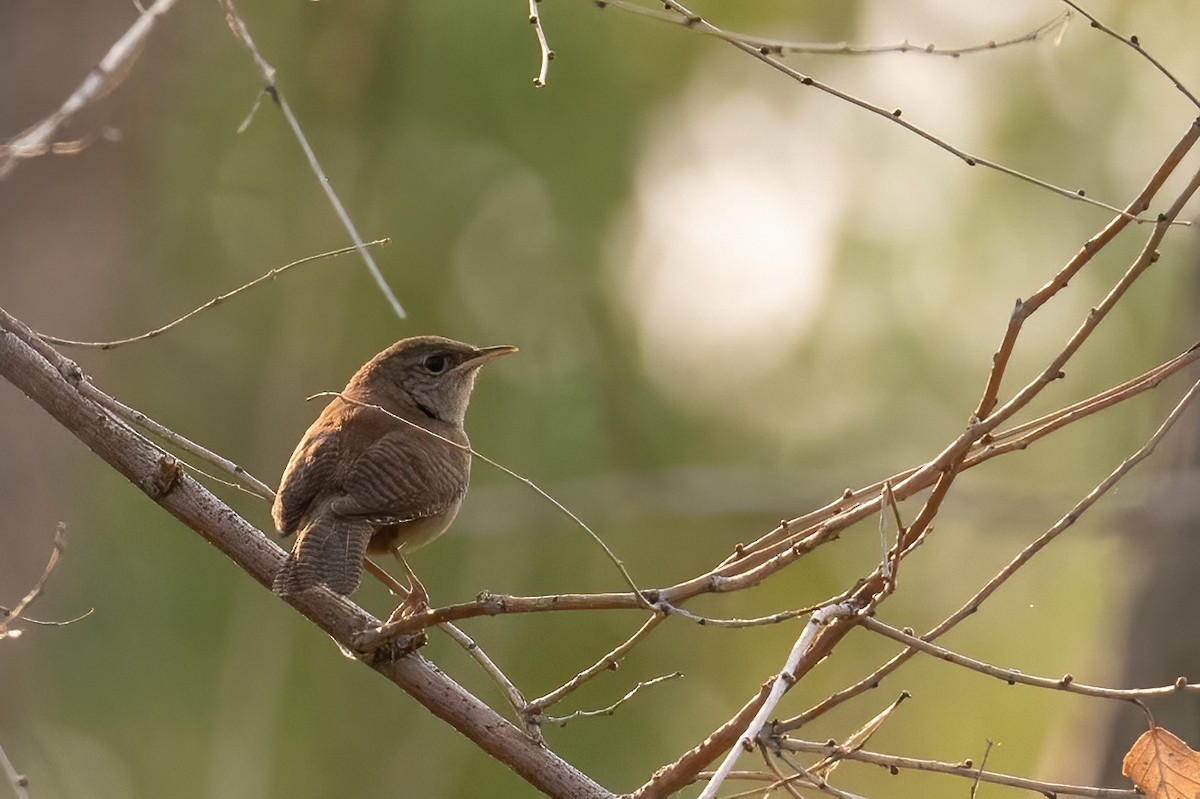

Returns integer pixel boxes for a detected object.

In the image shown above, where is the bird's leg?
[364,557,408,597]
[381,546,430,625]
[399,552,430,614]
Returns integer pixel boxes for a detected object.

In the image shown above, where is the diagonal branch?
[0,305,613,799]
[219,0,406,318]
[1060,0,1200,108]
[974,117,1200,419]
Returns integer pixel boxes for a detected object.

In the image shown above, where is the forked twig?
[778,372,1200,732]
[534,672,682,726]
[0,524,88,639]
[697,601,860,799]
[528,612,666,713]
[1,308,275,501]
[974,117,1200,419]
[603,0,1175,221]
[605,1,1071,59]
[219,0,406,318]
[0,0,180,180]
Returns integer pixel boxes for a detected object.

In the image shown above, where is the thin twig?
[0,524,71,639]
[87,388,275,500]
[973,117,1200,419]
[659,601,822,629]
[605,0,1172,222]
[0,607,94,628]
[772,752,867,799]
[760,747,806,799]
[775,740,1137,797]
[0,745,29,799]
[534,672,682,726]
[2,309,275,500]
[528,612,666,713]
[778,372,1200,731]
[698,770,786,798]
[1060,0,1200,108]
[40,240,389,350]
[0,0,180,180]
[438,621,543,741]
[969,739,994,799]
[309,392,651,611]
[765,11,1071,58]
[804,692,909,778]
[981,343,1200,454]
[219,0,406,318]
[607,2,1071,59]
[528,0,555,87]
[860,615,1199,701]
[356,587,826,640]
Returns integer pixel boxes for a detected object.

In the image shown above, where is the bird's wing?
[272,423,341,538]
[331,428,469,524]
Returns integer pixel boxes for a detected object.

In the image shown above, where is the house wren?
[271,336,516,599]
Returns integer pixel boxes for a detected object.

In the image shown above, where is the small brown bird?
[271,336,516,603]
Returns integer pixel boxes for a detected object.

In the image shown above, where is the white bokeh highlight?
[612,72,845,406]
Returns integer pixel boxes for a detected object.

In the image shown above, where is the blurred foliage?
[2,1,1199,797]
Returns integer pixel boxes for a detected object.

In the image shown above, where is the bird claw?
[352,623,427,660]
[383,595,430,627]
[351,590,437,654]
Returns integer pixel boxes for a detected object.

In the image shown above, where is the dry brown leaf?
[1122,726,1200,798]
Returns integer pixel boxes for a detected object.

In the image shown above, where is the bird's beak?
[468,345,519,365]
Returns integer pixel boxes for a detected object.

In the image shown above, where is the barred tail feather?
[272,516,372,597]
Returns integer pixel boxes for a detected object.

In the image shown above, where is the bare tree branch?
[773,740,1138,798]
[601,0,1180,221]
[0,0,180,180]
[40,240,389,351]
[0,524,68,640]
[0,306,613,799]
[219,0,406,318]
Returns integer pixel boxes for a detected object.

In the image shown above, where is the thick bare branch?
[0,306,612,799]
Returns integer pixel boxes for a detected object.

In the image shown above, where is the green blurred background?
[3,1,1200,796]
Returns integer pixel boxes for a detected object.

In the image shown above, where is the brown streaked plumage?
[271,336,516,598]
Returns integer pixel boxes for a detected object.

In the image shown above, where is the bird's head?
[349,336,517,426]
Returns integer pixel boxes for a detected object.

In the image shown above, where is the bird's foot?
[383,590,430,626]
[352,621,428,659]
[353,592,435,655]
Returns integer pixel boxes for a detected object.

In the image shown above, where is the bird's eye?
[423,354,448,374]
